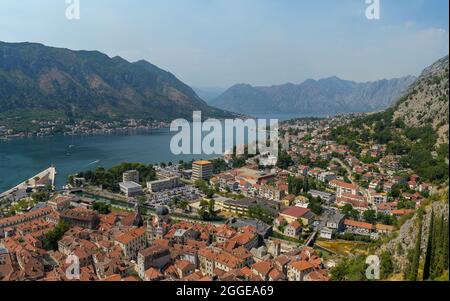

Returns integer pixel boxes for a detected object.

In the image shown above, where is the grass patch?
[316,239,371,256]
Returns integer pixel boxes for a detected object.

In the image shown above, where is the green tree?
[423,210,434,280]
[380,251,394,279]
[363,210,377,224]
[431,214,446,279]
[92,202,111,214]
[208,199,216,218]
[331,255,367,281]
[44,221,70,251]
[407,209,423,281]
[276,151,293,169]
[198,199,210,220]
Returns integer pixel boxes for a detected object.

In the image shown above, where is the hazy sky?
[0,0,448,87]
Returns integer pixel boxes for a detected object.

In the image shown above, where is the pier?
[0,166,56,201]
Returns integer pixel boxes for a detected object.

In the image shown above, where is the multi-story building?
[47,196,73,212]
[343,219,374,236]
[197,249,217,277]
[59,208,100,230]
[258,185,285,201]
[319,227,333,239]
[325,212,345,231]
[114,227,147,261]
[279,207,315,226]
[175,260,196,279]
[284,221,302,239]
[192,160,213,181]
[287,261,315,281]
[222,197,279,219]
[0,207,54,231]
[137,245,171,279]
[123,170,139,183]
[119,181,143,197]
[147,176,180,193]
[0,248,14,280]
[317,172,336,183]
[329,180,359,197]
[366,190,388,205]
[198,248,248,276]
[309,190,336,203]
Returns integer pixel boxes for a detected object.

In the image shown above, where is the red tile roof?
[281,207,311,218]
[344,219,374,230]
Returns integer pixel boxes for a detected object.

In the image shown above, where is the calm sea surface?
[0,113,325,192]
[0,129,217,192]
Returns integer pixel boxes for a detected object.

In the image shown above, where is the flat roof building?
[192,160,213,181]
[147,176,180,193]
[309,190,336,203]
[119,181,143,197]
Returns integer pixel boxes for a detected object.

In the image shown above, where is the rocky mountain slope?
[379,189,449,280]
[393,55,449,144]
[210,76,416,116]
[0,41,232,122]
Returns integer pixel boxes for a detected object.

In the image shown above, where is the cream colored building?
[192,160,213,181]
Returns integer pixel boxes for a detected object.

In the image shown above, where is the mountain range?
[192,86,226,103]
[210,76,417,116]
[0,41,233,123]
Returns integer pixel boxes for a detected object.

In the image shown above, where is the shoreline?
[0,125,172,142]
[0,114,338,142]
[0,166,56,199]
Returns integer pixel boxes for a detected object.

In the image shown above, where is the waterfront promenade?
[0,166,56,200]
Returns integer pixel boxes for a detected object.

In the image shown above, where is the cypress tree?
[408,210,423,281]
[304,178,309,193]
[431,214,444,279]
[443,216,449,270]
[288,177,293,194]
[430,211,439,278]
[436,214,446,278]
[423,210,434,280]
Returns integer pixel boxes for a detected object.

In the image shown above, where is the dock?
[0,166,57,200]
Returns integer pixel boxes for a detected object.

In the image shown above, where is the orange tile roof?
[0,207,53,228]
[252,261,272,276]
[101,274,122,281]
[344,219,374,230]
[268,268,284,281]
[115,227,146,245]
[176,260,194,272]
[375,224,395,231]
[145,268,163,280]
[193,160,212,166]
[391,209,415,215]
[281,207,311,218]
[288,220,302,229]
[330,180,358,190]
[239,266,253,278]
[290,260,314,271]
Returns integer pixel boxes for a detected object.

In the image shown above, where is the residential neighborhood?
[1,115,440,282]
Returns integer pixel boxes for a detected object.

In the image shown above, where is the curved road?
[331,158,353,183]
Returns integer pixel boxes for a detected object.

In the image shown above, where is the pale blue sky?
[0,0,448,87]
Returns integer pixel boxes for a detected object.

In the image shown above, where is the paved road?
[331,158,353,183]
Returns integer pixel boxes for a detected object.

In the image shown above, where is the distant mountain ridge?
[0,41,233,122]
[192,86,226,103]
[210,76,417,116]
